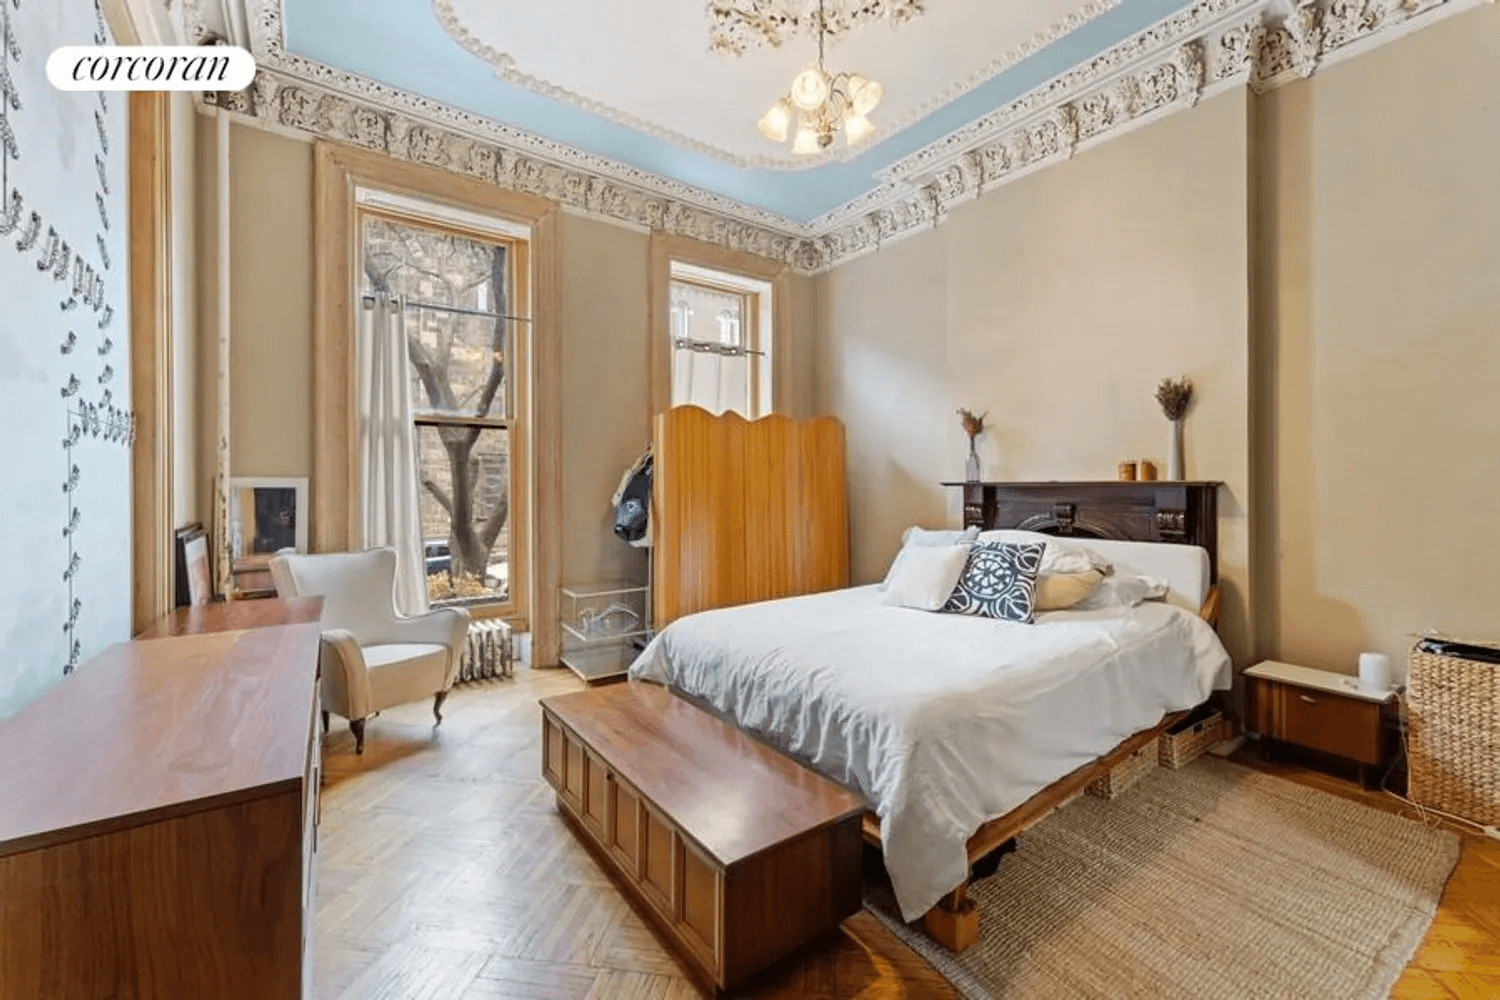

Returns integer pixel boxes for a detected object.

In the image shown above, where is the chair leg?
[321,710,330,734]
[350,718,366,755]
[433,690,448,726]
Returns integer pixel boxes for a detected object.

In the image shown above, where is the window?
[357,200,530,615]
[668,262,772,418]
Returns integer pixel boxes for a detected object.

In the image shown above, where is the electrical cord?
[1379,690,1500,841]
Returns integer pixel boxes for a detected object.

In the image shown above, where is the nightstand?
[1246,660,1398,788]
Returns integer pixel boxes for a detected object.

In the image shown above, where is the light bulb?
[757,99,791,142]
[791,122,823,155]
[846,74,882,116]
[843,114,875,146]
[790,67,831,111]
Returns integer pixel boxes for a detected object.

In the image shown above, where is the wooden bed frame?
[649,410,1226,954]
[885,479,1226,951]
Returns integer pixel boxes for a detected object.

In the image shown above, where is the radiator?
[461,619,513,683]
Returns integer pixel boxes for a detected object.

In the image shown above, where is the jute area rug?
[866,758,1461,1000]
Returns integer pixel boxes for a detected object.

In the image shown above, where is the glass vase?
[965,441,981,482]
[1168,419,1185,480]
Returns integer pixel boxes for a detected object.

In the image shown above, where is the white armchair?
[269,548,470,754]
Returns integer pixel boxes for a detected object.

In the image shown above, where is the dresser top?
[0,620,322,857]
[1245,660,1398,703]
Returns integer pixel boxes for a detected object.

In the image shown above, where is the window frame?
[313,142,561,657]
[666,265,771,418]
[355,203,531,622]
[648,233,791,421]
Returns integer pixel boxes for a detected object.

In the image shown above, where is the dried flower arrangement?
[957,407,987,442]
[1154,377,1194,421]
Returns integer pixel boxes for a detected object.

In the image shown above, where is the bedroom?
[0,0,1496,997]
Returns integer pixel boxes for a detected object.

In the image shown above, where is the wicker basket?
[1407,641,1500,826]
[1087,738,1159,800]
[1159,709,1227,770]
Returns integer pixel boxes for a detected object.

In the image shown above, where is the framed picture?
[228,477,309,559]
[174,524,212,608]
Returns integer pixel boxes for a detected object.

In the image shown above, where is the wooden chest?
[1247,660,1396,786]
[541,683,866,992]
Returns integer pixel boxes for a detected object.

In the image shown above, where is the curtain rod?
[361,293,531,324]
[674,336,766,358]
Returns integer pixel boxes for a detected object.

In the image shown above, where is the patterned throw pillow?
[942,541,1047,622]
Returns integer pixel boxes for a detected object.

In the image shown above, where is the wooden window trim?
[313,142,562,663]
[648,233,792,420]
[128,91,174,634]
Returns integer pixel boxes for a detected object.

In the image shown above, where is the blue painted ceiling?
[284,0,1197,224]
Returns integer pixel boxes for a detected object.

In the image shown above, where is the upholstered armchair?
[269,548,470,754]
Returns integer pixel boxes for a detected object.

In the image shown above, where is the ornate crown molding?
[431,0,1121,171]
[206,68,823,270]
[802,0,1485,267]
[708,0,926,55]
[203,0,1482,274]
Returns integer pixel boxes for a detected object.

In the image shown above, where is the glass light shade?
[790,122,823,155]
[790,67,831,111]
[843,113,876,146]
[757,99,791,142]
[846,74,883,116]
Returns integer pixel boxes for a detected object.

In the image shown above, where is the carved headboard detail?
[942,481,1223,582]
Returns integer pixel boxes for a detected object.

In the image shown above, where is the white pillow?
[1071,574,1170,610]
[903,525,980,547]
[882,544,972,611]
[978,529,1113,576]
[882,526,979,588]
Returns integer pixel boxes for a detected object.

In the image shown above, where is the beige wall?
[228,124,316,479]
[559,212,651,587]
[818,90,1255,662]
[1258,4,1500,678]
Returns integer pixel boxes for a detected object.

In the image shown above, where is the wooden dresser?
[0,598,324,1000]
[541,683,866,992]
[1247,660,1397,787]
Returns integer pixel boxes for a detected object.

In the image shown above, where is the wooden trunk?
[541,684,865,992]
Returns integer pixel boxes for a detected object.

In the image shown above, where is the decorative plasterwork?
[431,0,1122,170]
[707,0,927,55]
[204,0,1483,273]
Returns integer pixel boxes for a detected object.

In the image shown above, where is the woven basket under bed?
[1087,737,1159,801]
[1407,642,1500,826]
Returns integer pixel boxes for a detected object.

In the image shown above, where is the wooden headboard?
[947,481,1223,582]
[652,407,849,629]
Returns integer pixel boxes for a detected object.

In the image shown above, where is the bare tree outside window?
[360,214,521,605]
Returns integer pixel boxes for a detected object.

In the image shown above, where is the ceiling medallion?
[757,0,883,153]
[709,0,925,56]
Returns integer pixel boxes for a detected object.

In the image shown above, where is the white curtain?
[356,295,430,616]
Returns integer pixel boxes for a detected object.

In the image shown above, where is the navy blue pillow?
[942,541,1046,623]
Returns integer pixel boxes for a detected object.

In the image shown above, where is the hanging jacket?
[612,450,652,548]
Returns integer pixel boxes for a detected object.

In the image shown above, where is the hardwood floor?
[316,669,1498,1000]
[316,667,956,999]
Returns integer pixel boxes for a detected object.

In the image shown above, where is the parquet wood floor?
[316,669,1498,1000]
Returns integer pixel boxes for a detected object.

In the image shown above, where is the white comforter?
[628,586,1231,921]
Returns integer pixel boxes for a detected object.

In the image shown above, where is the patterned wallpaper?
[0,0,132,720]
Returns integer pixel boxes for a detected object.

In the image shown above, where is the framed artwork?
[174,524,212,608]
[228,477,309,559]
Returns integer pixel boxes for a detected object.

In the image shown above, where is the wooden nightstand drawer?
[1252,679,1383,766]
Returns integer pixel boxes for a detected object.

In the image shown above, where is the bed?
[635,407,1231,950]
[631,532,1231,928]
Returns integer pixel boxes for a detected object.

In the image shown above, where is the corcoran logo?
[46,45,256,91]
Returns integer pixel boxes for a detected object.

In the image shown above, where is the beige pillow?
[1035,569,1106,611]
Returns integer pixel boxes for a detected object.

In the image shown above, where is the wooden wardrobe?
[652,405,849,628]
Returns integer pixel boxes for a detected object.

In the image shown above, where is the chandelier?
[756,0,883,154]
